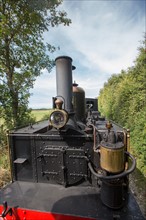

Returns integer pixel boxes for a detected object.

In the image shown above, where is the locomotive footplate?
[0,181,145,220]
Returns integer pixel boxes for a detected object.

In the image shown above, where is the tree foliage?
[0,0,71,128]
[98,36,146,176]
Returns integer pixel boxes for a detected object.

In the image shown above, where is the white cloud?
[29,0,145,109]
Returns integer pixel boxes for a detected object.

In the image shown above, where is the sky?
[29,0,146,109]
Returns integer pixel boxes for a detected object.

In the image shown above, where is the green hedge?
[98,37,146,177]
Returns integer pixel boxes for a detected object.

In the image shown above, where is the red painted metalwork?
[0,206,97,220]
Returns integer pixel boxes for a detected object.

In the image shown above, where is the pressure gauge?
[49,109,68,129]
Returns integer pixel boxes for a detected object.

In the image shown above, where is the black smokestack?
[55,56,73,113]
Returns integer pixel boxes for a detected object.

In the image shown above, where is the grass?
[30,109,52,122]
[130,168,146,218]
[0,147,11,188]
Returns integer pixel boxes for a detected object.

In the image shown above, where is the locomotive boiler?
[0,56,145,220]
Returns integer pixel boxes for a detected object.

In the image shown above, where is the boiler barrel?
[55,56,73,113]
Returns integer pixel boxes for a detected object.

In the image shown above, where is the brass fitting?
[55,98,63,109]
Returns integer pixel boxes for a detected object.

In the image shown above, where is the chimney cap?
[55,56,72,62]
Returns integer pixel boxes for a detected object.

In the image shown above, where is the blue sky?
[29,0,145,109]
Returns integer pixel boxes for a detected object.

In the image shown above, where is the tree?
[0,0,71,128]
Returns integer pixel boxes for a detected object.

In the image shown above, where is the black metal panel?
[36,147,64,184]
[35,138,65,184]
[10,136,34,181]
[32,133,93,186]
[65,148,87,185]
[10,120,49,134]
[85,98,98,111]
[9,130,93,185]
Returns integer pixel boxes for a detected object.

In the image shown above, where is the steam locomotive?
[0,56,145,220]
